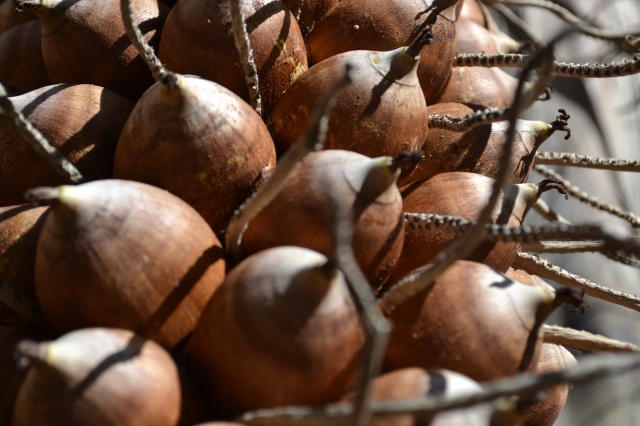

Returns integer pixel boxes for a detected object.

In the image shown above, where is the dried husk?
[34,180,226,348]
[383,260,555,381]
[241,150,405,291]
[189,246,364,417]
[114,74,276,232]
[307,0,457,102]
[0,84,134,205]
[12,328,181,426]
[159,0,307,115]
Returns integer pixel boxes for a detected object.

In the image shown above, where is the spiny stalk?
[230,0,262,115]
[535,152,640,172]
[543,325,640,353]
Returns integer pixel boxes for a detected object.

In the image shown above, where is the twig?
[402,213,640,257]
[534,165,640,228]
[543,325,640,353]
[380,37,558,314]
[0,83,83,184]
[482,0,640,43]
[489,3,545,47]
[0,280,47,331]
[454,53,640,78]
[239,352,640,425]
[535,151,640,172]
[120,0,167,82]
[331,196,390,426]
[512,252,640,312]
[522,240,607,253]
[225,66,353,260]
[230,0,262,115]
[532,198,572,224]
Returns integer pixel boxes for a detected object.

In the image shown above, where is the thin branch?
[482,0,640,43]
[534,165,640,228]
[454,53,640,78]
[380,38,558,314]
[489,3,545,47]
[225,66,352,260]
[522,240,607,253]
[331,196,390,426]
[0,83,83,184]
[0,280,48,331]
[230,0,262,115]
[535,151,640,172]
[532,198,572,224]
[120,0,167,82]
[543,325,640,353]
[402,213,640,257]
[512,252,640,313]
[239,352,640,425]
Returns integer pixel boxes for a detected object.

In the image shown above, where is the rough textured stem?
[532,198,572,224]
[535,152,640,172]
[0,83,83,184]
[482,0,640,42]
[239,352,640,425]
[522,240,607,253]
[489,3,545,47]
[454,53,640,78]
[543,325,640,353]
[0,280,47,331]
[331,198,390,426]
[230,0,262,115]
[402,212,640,257]
[225,67,352,260]
[512,252,640,313]
[380,40,557,314]
[120,0,167,82]
[534,165,640,228]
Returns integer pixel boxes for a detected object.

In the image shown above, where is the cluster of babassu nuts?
[0,0,583,424]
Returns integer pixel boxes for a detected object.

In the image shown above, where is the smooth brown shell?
[282,0,339,32]
[455,17,499,54]
[0,326,38,425]
[391,172,536,282]
[31,0,167,99]
[383,260,553,381]
[12,328,181,426]
[0,204,47,300]
[159,0,307,115]
[270,49,427,160]
[404,102,550,185]
[506,267,556,293]
[242,150,405,291]
[307,0,457,102]
[35,180,226,348]
[522,343,575,426]
[0,20,48,93]
[341,368,491,426]
[114,74,276,232]
[435,66,520,108]
[189,246,364,416]
[0,84,134,206]
[0,0,35,34]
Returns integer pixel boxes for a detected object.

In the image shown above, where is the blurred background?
[492,0,640,424]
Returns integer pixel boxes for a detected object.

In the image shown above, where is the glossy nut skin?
[307,0,457,102]
[0,1,35,34]
[391,172,536,282]
[189,246,364,416]
[383,260,553,381]
[159,0,308,115]
[27,0,167,99]
[0,84,134,206]
[435,66,520,108]
[34,180,226,348]
[12,328,181,426]
[282,0,339,32]
[270,48,427,161]
[0,21,48,93]
[242,150,405,291]
[114,74,276,232]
